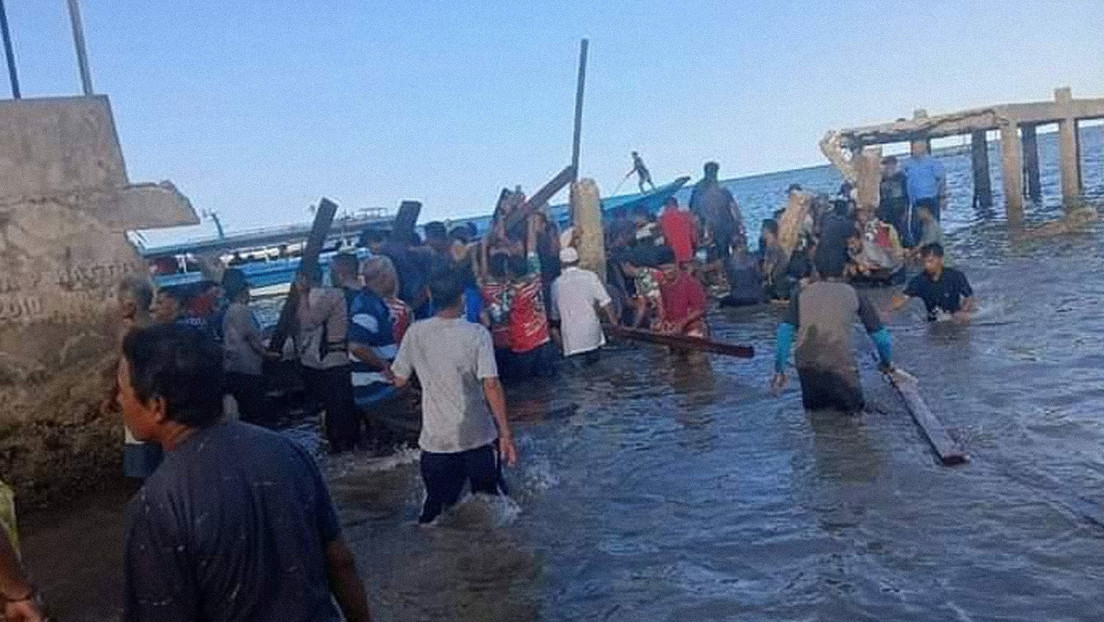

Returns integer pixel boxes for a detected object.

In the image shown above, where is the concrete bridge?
[820,87,1104,224]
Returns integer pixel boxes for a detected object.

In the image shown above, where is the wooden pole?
[884,368,968,465]
[970,130,992,208]
[267,198,339,354]
[610,325,754,358]
[570,178,604,281]
[66,0,94,95]
[1021,124,1041,201]
[570,39,588,182]
[0,0,19,99]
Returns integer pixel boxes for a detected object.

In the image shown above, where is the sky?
[4,0,1104,244]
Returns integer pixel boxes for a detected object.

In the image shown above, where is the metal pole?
[66,0,94,95]
[570,38,588,181]
[0,0,20,99]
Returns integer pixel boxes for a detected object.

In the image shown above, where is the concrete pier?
[570,179,605,282]
[1021,124,1042,201]
[970,130,993,208]
[821,86,1104,226]
[1000,123,1024,224]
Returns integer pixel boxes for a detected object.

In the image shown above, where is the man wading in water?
[771,250,895,413]
[390,268,518,523]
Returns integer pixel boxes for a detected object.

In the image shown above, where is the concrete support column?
[855,146,883,212]
[999,123,1023,225]
[1055,87,1081,206]
[1020,124,1042,201]
[570,178,605,283]
[971,130,992,208]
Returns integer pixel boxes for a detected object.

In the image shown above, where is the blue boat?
[150,176,691,289]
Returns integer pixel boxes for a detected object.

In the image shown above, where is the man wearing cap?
[550,247,617,366]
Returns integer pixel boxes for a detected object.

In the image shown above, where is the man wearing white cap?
[550,247,617,366]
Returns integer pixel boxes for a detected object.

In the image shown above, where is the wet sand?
[20,219,1104,621]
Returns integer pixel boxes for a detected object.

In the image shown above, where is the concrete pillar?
[1020,124,1042,201]
[855,146,883,212]
[911,109,932,153]
[970,130,993,208]
[999,123,1024,225]
[1055,87,1081,206]
[570,178,605,283]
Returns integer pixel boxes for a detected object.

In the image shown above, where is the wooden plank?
[267,198,339,354]
[885,368,968,465]
[388,200,422,245]
[610,325,754,358]
[502,165,576,232]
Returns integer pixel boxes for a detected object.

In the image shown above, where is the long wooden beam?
[610,325,754,358]
[267,198,339,354]
[885,368,968,466]
[501,164,577,234]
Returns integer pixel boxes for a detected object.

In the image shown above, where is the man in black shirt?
[892,243,976,321]
[118,324,371,622]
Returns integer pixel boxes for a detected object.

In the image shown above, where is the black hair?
[664,196,678,207]
[761,219,779,237]
[408,232,423,246]
[655,245,677,266]
[121,323,225,428]
[772,208,786,221]
[360,228,386,245]
[222,268,249,300]
[787,183,803,193]
[428,266,464,309]
[488,252,510,279]
[632,205,651,218]
[331,252,360,276]
[424,221,448,241]
[882,155,898,165]
[704,161,719,174]
[814,246,846,278]
[920,242,944,258]
[449,226,472,244]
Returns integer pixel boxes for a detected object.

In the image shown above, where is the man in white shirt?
[550,247,616,366]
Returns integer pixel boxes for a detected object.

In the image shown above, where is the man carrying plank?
[771,250,894,413]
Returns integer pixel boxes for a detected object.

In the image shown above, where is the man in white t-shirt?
[390,268,518,523]
[550,247,616,366]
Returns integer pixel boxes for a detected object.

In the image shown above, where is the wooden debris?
[610,326,754,359]
[885,367,968,466]
[267,198,339,354]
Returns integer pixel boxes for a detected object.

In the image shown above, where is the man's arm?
[858,294,893,369]
[326,539,371,622]
[482,377,516,466]
[0,530,44,622]
[389,332,413,389]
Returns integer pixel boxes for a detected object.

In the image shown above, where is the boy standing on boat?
[629,151,656,193]
[390,268,518,523]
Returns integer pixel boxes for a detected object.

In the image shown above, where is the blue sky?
[5,1,1104,243]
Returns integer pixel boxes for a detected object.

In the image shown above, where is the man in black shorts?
[892,243,976,322]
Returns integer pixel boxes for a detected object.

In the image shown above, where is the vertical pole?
[1055,87,1080,207]
[1020,124,1041,201]
[570,38,588,182]
[66,0,94,95]
[970,130,992,208]
[999,123,1023,226]
[0,0,20,99]
[571,179,605,283]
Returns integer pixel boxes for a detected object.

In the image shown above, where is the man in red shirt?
[657,247,709,338]
[659,196,697,264]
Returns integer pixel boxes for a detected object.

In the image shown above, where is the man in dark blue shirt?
[118,324,371,622]
[893,243,976,321]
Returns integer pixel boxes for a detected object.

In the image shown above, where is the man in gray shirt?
[391,268,518,523]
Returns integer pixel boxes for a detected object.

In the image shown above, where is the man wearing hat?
[549,247,617,366]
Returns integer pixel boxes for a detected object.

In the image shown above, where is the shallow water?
[19,128,1104,621]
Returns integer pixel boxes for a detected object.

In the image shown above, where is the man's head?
[559,246,579,267]
[428,266,464,312]
[118,323,224,444]
[787,183,803,196]
[882,155,899,175]
[331,252,361,287]
[449,225,473,246]
[761,219,780,245]
[910,141,930,158]
[632,151,639,158]
[814,246,847,279]
[663,197,679,212]
[222,268,249,303]
[917,203,936,223]
[360,228,386,254]
[920,243,945,275]
[424,221,450,253]
[150,288,184,324]
[704,161,719,179]
[119,276,153,324]
[632,205,651,224]
[361,255,399,298]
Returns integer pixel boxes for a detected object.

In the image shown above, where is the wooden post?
[999,123,1024,226]
[66,0,94,95]
[1021,124,1042,201]
[854,146,883,212]
[267,198,339,354]
[570,39,588,182]
[970,130,992,208]
[0,0,19,99]
[570,178,605,283]
[1055,87,1080,207]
